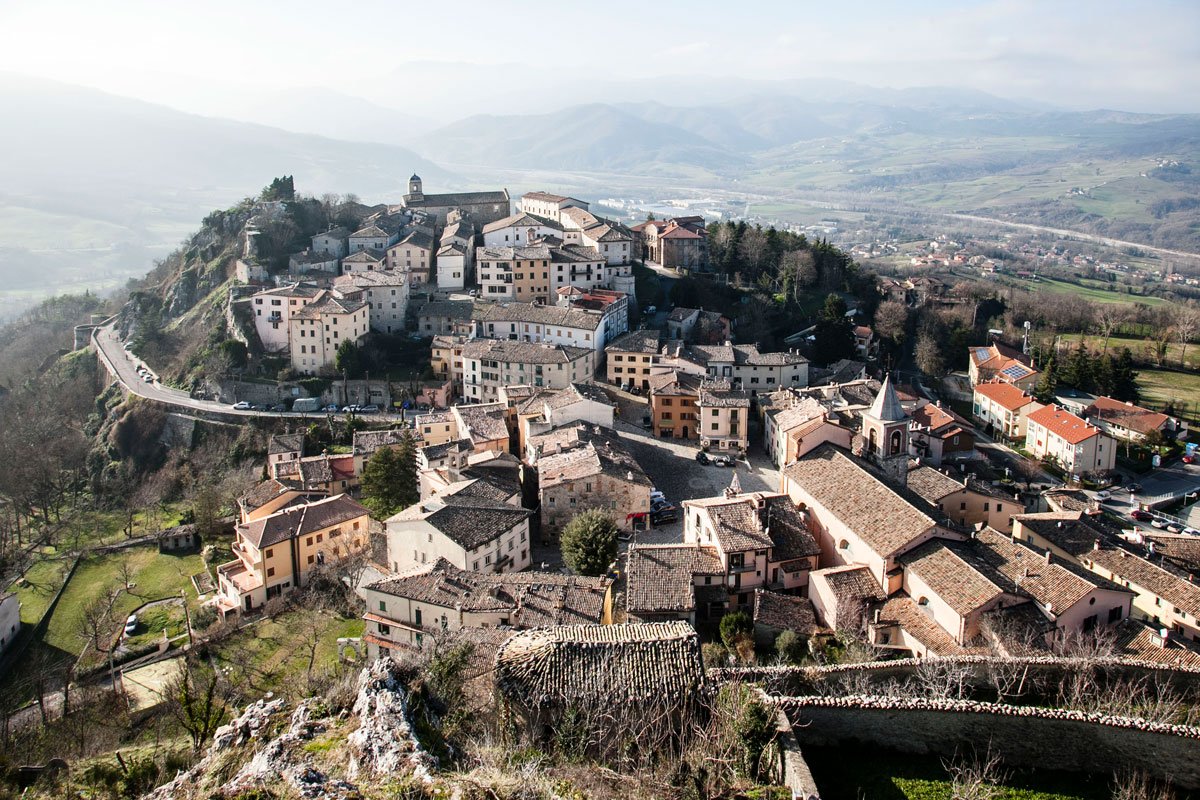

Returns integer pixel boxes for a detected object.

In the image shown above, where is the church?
[400,174,511,226]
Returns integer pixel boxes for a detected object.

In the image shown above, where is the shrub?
[775,630,806,665]
[719,611,753,650]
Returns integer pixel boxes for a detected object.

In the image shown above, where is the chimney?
[1155,628,1169,648]
[873,608,881,624]
[1094,539,1101,551]
[1044,549,1052,564]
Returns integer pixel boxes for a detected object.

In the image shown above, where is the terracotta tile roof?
[1027,405,1101,445]
[366,559,608,627]
[521,191,575,204]
[899,538,1008,616]
[1014,511,1110,556]
[1085,396,1171,435]
[605,329,663,355]
[472,301,603,331]
[753,589,823,635]
[973,380,1040,412]
[875,594,967,655]
[1143,534,1200,575]
[820,565,886,605]
[238,477,314,516]
[625,544,724,614]
[537,432,651,490]
[388,494,530,551]
[971,528,1130,611]
[353,429,410,457]
[1113,619,1200,669]
[906,466,967,505]
[1084,547,1200,618]
[268,433,304,455]
[782,444,938,558]
[461,338,591,365]
[494,621,705,706]
[239,494,369,549]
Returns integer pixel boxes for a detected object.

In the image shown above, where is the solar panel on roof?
[975,348,991,360]
[1001,364,1031,379]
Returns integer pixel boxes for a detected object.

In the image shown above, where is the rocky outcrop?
[347,657,436,782]
[145,659,432,799]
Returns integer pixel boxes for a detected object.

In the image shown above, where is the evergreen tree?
[1110,348,1139,402]
[1061,341,1095,392]
[559,509,618,577]
[1095,353,1116,397]
[335,339,362,378]
[360,435,418,518]
[813,293,856,365]
[1034,354,1059,402]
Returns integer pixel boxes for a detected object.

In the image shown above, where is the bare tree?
[874,300,909,344]
[77,587,121,655]
[943,744,1007,800]
[117,558,136,594]
[1093,305,1131,354]
[1174,304,1200,368]
[915,659,973,700]
[915,332,946,378]
[1112,768,1177,800]
[166,656,235,753]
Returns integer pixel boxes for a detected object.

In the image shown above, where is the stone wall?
[712,654,1200,696]
[778,694,1200,789]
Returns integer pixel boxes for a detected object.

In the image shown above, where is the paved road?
[93,324,407,424]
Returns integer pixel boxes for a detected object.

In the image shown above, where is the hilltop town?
[3,175,1200,799]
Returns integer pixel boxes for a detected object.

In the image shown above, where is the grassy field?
[7,558,73,625]
[1059,333,1200,371]
[1007,276,1169,307]
[211,607,364,698]
[804,745,1111,800]
[43,545,205,664]
[1138,368,1200,427]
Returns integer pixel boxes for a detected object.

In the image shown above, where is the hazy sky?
[1,0,1197,114]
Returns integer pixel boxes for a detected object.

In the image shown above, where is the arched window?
[890,429,903,455]
[917,596,929,606]
[868,429,878,454]
[838,539,850,551]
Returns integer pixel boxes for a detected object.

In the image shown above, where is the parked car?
[650,508,678,525]
[232,401,252,410]
[651,501,676,514]
[1184,455,1196,464]
[650,489,666,504]
[642,414,652,429]
[1130,509,1153,522]
[359,404,380,413]
[711,454,734,467]
[271,404,287,412]
[645,305,657,315]
[1125,483,1143,494]
[141,374,153,383]
[695,451,711,465]
[322,404,339,412]
[341,405,360,413]
[1184,527,1200,537]
[1151,518,1169,529]
[124,615,138,636]
[1094,490,1112,502]
[1166,522,1185,534]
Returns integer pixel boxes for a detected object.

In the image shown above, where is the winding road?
[92,323,406,423]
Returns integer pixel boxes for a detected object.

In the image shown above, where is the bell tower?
[861,374,909,487]
[406,173,423,201]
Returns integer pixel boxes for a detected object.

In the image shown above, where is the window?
[267,567,275,577]
[414,609,422,626]
[265,548,273,558]
[379,600,387,612]
[838,539,849,550]
[307,555,315,565]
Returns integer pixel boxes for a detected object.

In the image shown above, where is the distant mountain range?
[0,74,451,317]
[1,70,1198,319]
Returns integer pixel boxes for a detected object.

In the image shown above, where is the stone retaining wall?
[777,694,1200,789]
[712,654,1200,695]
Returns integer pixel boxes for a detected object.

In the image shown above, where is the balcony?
[217,559,262,595]
[728,562,756,574]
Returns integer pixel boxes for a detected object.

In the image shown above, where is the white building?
[1025,405,1117,478]
[384,491,532,575]
[289,294,370,375]
[0,593,19,656]
[517,191,589,223]
[461,339,595,403]
[333,271,409,335]
[348,224,394,253]
[471,301,610,354]
[482,212,564,247]
[250,283,325,352]
[341,248,386,274]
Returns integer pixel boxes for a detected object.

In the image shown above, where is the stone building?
[401,175,511,227]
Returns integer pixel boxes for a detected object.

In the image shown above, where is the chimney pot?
[1044,549,1052,564]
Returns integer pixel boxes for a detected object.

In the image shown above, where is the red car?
[1130,509,1153,522]
[1183,455,1196,464]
